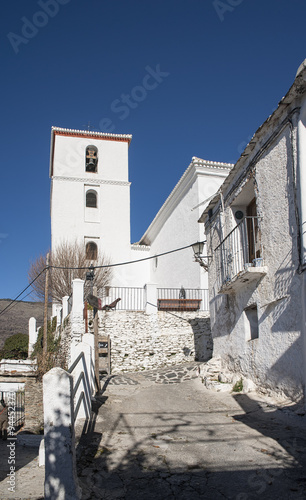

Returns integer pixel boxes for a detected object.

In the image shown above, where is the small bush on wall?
[31,317,68,380]
[0,333,29,360]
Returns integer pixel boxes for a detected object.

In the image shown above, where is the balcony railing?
[99,287,209,311]
[157,288,209,311]
[103,287,145,311]
[215,216,263,289]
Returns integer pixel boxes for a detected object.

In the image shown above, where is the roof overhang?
[139,157,233,245]
[199,59,306,226]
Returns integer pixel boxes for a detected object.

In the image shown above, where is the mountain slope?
[0,299,52,348]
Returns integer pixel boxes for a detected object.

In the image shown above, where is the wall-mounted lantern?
[192,241,211,271]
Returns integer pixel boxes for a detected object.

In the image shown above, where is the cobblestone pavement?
[101,363,199,386]
[1,363,306,499]
[77,363,306,500]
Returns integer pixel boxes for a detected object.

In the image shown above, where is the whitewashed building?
[199,60,306,402]
[50,127,150,288]
[139,157,232,292]
[49,127,232,299]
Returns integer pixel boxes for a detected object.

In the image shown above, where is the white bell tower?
[49,127,133,286]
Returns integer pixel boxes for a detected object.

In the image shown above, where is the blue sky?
[1,0,306,300]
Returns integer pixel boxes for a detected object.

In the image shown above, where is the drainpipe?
[297,96,306,406]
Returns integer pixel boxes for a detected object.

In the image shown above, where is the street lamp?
[192,241,211,271]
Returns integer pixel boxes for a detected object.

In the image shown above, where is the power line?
[0,241,205,317]
[0,268,47,317]
[49,242,203,270]
[0,290,36,316]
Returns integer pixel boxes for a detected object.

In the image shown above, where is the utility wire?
[49,242,205,270]
[0,241,206,317]
[0,290,36,317]
[0,268,47,317]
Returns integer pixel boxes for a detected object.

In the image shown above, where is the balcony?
[215,216,267,294]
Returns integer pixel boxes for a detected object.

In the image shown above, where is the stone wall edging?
[97,310,212,373]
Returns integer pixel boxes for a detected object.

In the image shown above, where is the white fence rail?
[102,286,209,312]
[104,286,145,311]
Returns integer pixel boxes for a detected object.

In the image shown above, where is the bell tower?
[49,127,133,286]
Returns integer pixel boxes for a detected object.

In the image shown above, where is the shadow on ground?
[0,437,40,483]
[75,389,306,500]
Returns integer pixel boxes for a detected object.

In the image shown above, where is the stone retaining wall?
[97,310,212,373]
[24,376,43,432]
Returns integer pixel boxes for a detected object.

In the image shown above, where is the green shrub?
[31,318,59,358]
[0,333,29,360]
[232,378,243,392]
[31,318,67,380]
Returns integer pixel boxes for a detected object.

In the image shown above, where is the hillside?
[0,299,52,348]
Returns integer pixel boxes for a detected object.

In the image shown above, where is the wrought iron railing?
[99,287,209,311]
[157,288,209,311]
[0,391,25,427]
[103,287,145,311]
[215,216,263,288]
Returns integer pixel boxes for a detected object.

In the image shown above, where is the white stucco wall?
[50,131,135,287]
[205,115,304,401]
[140,159,232,290]
[297,94,306,404]
[50,133,231,291]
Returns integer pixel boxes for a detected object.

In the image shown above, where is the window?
[86,242,98,260]
[85,145,98,172]
[245,305,259,340]
[86,190,97,208]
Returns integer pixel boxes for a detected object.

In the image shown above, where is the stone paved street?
[76,364,306,500]
[0,438,44,500]
[0,363,306,499]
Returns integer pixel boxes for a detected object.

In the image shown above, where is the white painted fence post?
[83,333,95,397]
[145,283,158,314]
[62,296,69,319]
[52,304,62,327]
[43,367,82,500]
[71,279,85,346]
[28,317,37,358]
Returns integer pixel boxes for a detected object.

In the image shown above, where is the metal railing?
[157,288,209,311]
[103,287,145,311]
[0,391,25,427]
[215,216,262,288]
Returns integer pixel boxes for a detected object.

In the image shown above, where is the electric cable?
[49,242,205,270]
[0,268,47,317]
[0,241,206,317]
